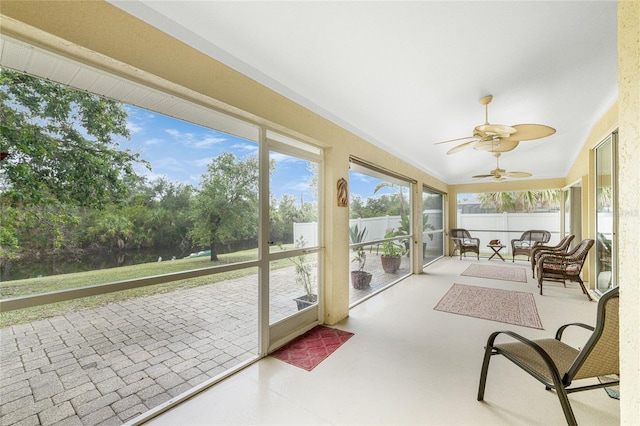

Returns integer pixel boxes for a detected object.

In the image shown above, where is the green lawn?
[1,247,295,328]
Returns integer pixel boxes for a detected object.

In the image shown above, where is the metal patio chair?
[478,286,619,426]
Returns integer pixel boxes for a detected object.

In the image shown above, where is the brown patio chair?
[449,228,479,260]
[478,286,619,426]
[596,232,612,270]
[511,230,551,262]
[537,239,594,300]
[531,234,575,278]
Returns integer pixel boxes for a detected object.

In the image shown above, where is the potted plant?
[349,225,372,289]
[380,231,407,273]
[288,236,317,310]
[396,213,435,254]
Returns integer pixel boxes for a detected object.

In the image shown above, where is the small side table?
[487,244,506,261]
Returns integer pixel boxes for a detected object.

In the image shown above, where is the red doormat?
[270,325,354,371]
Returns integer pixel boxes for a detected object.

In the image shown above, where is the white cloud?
[153,157,187,172]
[231,142,259,155]
[165,128,227,149]
[144,138,164,146]
[194,135,227,148]
[193,157,215,168]
[127,120,144,135]
[165,128,184,138]
[288,181,311,192]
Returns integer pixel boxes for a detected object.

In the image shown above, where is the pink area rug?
[434,284,543,329]
[461,263,528,283]
[271,325,354,371]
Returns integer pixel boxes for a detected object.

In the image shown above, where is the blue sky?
[121,105,397,204]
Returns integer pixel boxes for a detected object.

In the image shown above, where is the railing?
[453,229,562,255]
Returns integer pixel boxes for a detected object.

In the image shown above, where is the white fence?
[293,211,444,247]
[293,210,612,255]
[458,211,560,254]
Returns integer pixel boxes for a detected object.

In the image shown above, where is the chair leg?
[477,345,494,401]
[538,276,544,295]
[532,263,536,278]
[575,278,593,301]
[555,383,578,426]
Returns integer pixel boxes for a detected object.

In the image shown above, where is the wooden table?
[487,244,506,261]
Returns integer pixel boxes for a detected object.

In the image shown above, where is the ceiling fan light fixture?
[474,124,516,135]
[434,95,555,154]
[473,139,520,153]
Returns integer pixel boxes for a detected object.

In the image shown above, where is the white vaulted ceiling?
[11,1,621,185]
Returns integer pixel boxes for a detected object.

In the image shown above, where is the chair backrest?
[557,234,575,251]
[450,228,471,239]
[566,286,619,382]
[568,239,595,265]
[597,232,612,254]
[522,230,551,244]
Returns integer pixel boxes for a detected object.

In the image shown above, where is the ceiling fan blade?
[474,124,516,135]
[434,136,479,145]
[446,140,478,154]
[505,171,533,178]
[473,139,520,153]
[472,174,495,179]
[501,124,556,142]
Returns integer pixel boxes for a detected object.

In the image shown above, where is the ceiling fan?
[472,153,532,181]
[435,95,556,155]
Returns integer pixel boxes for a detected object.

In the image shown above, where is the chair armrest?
[533,247,563,261]
[556,322,595,340]
[539,252,569,265]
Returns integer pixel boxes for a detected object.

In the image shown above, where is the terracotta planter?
[350,271,372,289]
[381,255,401,273]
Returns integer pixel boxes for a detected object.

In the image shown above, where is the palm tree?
[373,181,407,217]
[477,190,560,213]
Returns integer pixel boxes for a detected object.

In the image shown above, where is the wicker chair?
[511,230,551,262]
[478,286,619,426]
[449,228,479,260]
[530,234,575,278]
[537,239,594,300]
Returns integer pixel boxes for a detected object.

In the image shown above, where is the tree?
[270,194,303,244]
[0,69,146,270]
[188,152,260,261]
[0,69,145,208]
[374,181,408,217]
[476,190,561,213]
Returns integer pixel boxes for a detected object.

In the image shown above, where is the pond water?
[2,239,260,282]
[2,248,191,282]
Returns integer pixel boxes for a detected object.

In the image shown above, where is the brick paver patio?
[0,256,409,425]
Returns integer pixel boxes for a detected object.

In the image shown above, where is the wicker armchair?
[449,228,479,260]
[530,234,575,278]
[537,239,594,300]
[478,286,619,426]
[511,230,551,262]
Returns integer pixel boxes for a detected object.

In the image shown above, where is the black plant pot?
[381,255,401,273]
[350,271,372,289]
[293,294,318,310]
